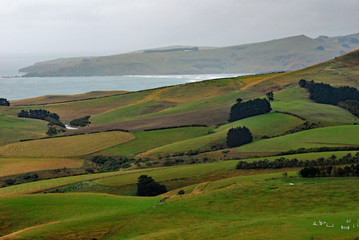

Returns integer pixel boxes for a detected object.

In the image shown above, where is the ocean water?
[0,54,249,100]
[0,73,249,100]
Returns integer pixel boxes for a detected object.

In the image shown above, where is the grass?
[0,131,135,157]
[0,157,83,177]
[90,74,280,125]
[2,174,359,239]
[141,112,304,157]
[235,125,359,154]
[98,126,211,156]
[0,193,160,239]
[0,115,47,145]
[271,87,357,124]
[113,176,359,240]
[0,150,356,196]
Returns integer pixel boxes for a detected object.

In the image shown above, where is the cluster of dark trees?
[229,98,271,122]
[299,164,359,178]
[338,100,359,117]
[299,79,359,105]
[91,155,132,172]
[226,126,253,148]
[136,175,167,196]
[0,98,10,106]
[70,115,91,127]
[18,109,65,127]
[236,152,359,170]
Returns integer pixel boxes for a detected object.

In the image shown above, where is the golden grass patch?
[0,157,84,177]
[0,131,135,157]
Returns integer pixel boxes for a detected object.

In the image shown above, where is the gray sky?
[1,0,359,56]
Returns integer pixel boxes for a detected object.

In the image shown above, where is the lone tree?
[0,98,10,106]
[266,91,274,101]
[136,175,167,196]
[226,126,253,148]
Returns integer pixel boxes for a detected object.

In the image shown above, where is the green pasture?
[0,115,47,145]
[0,193,160,239]
[271,87,357,124]
[99,126,211,156]
[235,125,359,154]
[105,175,359,240]
[144,112,304,156]
[2,174,359,239]
[1,150,356,196]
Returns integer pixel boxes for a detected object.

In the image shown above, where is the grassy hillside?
[0,157,83,177]
[141,113,304,157]
[1,173,359,239]
[98,126,211,156]
[0,131,134,157]
[0,193,160,239]
[272,87,357,123]
[249,49,359,92]
[107,176,359,240]
[0,115,47,146]
[235,125,359,155]
[11,90,127,106]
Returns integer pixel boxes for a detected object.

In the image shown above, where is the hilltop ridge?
[20,33,359,77]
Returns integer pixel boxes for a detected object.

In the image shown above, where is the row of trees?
[18,109,65,127]
[299,79,359,105]
[0,98,10,106]
[229,98,271,122]
[299,164,359,178]
[236,153,359,170]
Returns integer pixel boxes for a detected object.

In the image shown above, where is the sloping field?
[11,90,127,106]
[0,115,47,145]
[235,125,359,154]
[106,176,359,240]
[141,113,304,157]
[0,193,160,240]
[64,106,230,133]
[37,73,276,124]
[99,126,211,156]
[0,150,356,196]
[271,87,357,124]
[0,131,134,157]
[1,174,359,239]
[248,49,359,93]
[90,74,273,125]
[0,157,83,177]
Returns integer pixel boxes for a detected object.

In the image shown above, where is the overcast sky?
[1,0,359,57]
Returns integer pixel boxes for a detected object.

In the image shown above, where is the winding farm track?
[0,221,60,240]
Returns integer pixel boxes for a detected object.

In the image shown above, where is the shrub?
[178,189,185,195]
